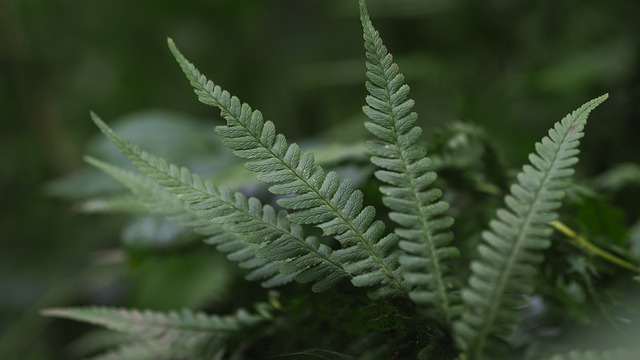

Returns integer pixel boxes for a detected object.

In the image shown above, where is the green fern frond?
[359,0,459,324]
[547,349,637,360]
[454,94,608,358]
[91,115,348,292]
[86,338,227,360]
[85,156,290,286]
[168,38,409,299]
[42,306,261,339]
[43,307,257,359]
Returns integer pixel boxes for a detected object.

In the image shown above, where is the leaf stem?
[549,220,639,272]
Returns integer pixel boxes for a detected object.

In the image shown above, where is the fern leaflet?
[43,307,260,358]
[359,0,459,325]
[85,156,292,287]
[454,95,608,358]
[168,38,409,299]
[91,115,348,292]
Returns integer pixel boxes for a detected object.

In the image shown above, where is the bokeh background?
[1,0,639,358]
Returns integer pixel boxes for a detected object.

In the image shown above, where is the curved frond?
[91,116,348,292]
[85,157,290,286]
[42,306,262,338]
[454,95,608,358]
[359,0,459,324]
[168,38,409,299]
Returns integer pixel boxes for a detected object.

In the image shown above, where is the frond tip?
[359,0,459,325]
[454,94,608,358]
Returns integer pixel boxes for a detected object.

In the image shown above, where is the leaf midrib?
[364,24,452,325]
[469,118,583,357]
[212,90,409,297]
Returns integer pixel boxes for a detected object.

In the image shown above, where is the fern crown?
[43,1,616,359]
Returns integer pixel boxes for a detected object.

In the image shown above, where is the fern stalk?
[454,95,608,358]
[168,39,409,298]
[359,0,459,325]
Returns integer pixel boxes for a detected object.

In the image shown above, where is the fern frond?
[359,0,459,324]
[91,116,348,292]
[168,38,409,299]
[42,306,261,338]
[454,95,608,358]
[43,307,258,359]
[86,341,175,360]
[85,156,290,286]
[547,349,637,360]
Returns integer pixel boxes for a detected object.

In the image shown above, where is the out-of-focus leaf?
[125,251,233,311]
[121,216,193,249]
[535,37,636,94]
[595,163,640,192]
[46,110,240,200]
[628,219,640,258]
[576,198,629,247]
[66,329,132,359]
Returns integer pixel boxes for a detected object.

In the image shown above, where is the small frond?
[454,95,608,358]
[91,116,348,292]
[168,38,409,299]
[359,0,459,325]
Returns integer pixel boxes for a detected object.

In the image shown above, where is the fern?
[168,39,409,299]
[85,156,292,286]
[454,94,608,358]
[42,307,261,358]
[90,115,349,292]
[44,1,629,358]
[359,0,459,325]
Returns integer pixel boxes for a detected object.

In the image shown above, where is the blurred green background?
[1,0,639,358]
